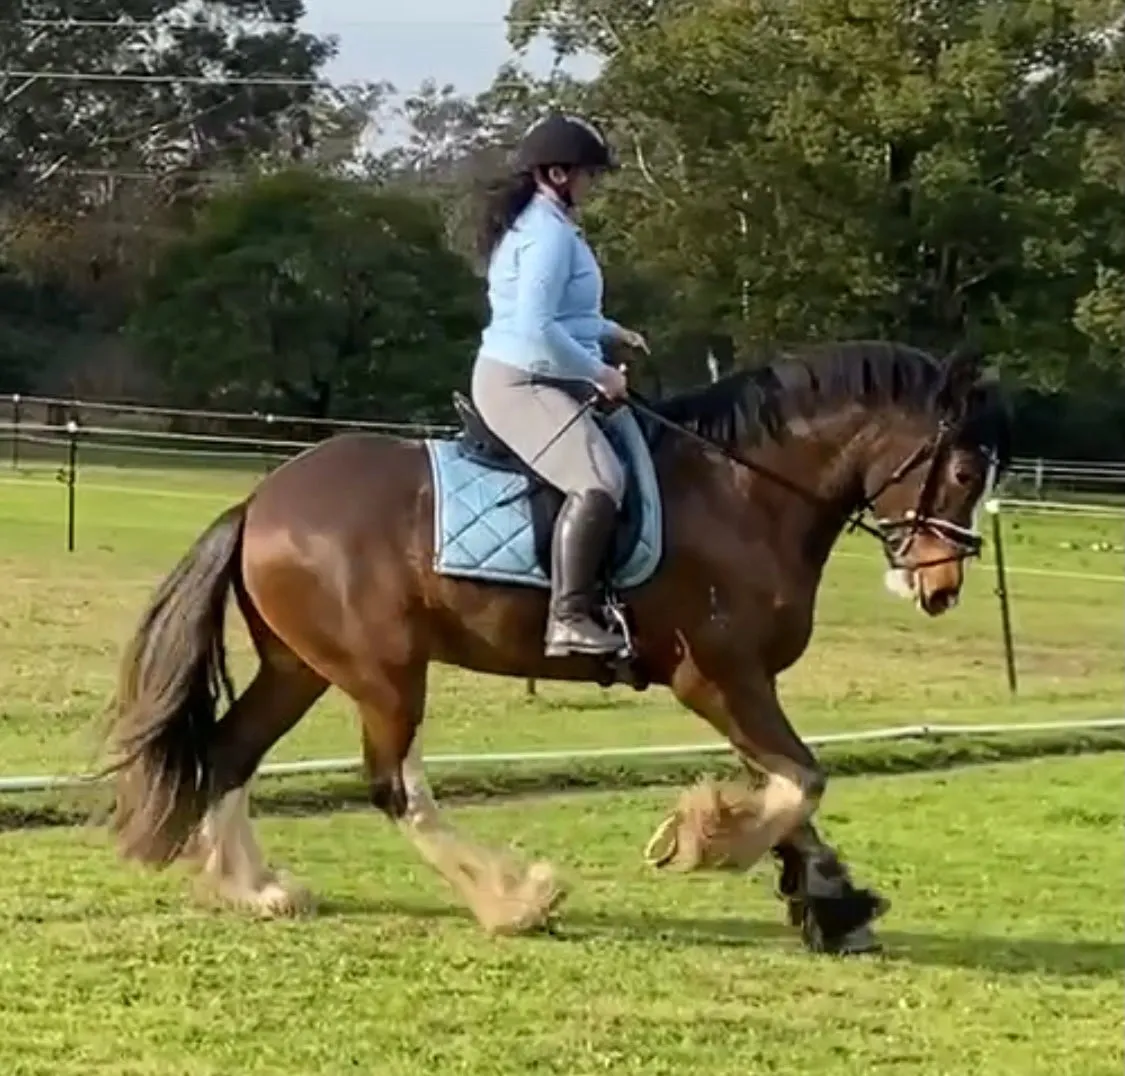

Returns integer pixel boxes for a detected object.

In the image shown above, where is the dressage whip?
[486,392,600,509]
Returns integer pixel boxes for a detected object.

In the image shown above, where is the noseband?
[860,420,988,571]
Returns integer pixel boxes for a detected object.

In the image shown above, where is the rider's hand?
[615,327,650,355]
[595,364,629,401]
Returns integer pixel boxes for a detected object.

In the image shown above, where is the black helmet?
[513,114,618,173]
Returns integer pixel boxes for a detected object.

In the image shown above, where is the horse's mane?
[652,339,1010,460]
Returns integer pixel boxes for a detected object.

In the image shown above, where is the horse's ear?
[935,341,984,416]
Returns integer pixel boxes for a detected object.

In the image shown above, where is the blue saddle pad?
[424,408,663,590]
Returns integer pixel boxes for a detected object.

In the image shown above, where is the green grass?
[0,754,1121,1075]
[0,457,1120,1074]
[0,458,1121,778]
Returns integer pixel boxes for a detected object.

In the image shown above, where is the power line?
[0,69,324,87]
[0,69,571,90]
[4,17,549,30]
[59,167,243,184]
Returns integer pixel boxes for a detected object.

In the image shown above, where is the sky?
[301,0,599,97]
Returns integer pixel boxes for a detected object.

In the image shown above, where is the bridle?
[625,391,991,571]
[860,417,994,571]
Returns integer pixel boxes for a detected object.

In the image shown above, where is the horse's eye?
[952,463,975,486]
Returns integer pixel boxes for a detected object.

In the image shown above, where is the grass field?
[0,458,1120,778]
[0,754,1120,1075]
[0,455,1121,1074]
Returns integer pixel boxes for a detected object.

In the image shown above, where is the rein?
[623,390,982,567]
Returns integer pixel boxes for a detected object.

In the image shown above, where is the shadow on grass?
[564,909,1125,980]
[312,895,1124,980]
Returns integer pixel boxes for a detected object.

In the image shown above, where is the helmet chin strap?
[535,170,574,209]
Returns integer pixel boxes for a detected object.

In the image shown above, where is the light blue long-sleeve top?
[476,191,620,381]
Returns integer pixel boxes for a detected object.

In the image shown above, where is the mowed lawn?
[0,754,1120,1075]
[0,459,1121,777]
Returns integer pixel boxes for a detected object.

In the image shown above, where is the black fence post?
[987,499,1018,696]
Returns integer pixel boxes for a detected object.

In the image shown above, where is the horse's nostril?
[922,586,959,616]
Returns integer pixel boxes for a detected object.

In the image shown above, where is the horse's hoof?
[836,924,883,955]
[801,889,888,956]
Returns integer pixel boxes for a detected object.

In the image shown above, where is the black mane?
[652,340,1009,460]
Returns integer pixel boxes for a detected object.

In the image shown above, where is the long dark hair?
[476,171,537,262]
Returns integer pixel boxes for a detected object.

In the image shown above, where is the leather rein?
[624,390,985,570]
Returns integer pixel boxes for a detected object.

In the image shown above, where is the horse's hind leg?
[187,647,327,917]
[352,656,564,935]
[393,731,564,935]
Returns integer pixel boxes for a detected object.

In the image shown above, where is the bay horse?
[98,340,1008,954]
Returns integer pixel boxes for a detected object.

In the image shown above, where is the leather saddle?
[451,391,535,476]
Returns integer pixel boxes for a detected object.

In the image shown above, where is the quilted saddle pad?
[424,408,663,590]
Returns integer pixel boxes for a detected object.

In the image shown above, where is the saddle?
[451,392,542,477]
[450,391,646,577]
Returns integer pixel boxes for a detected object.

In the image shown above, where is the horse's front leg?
[773,824,889,954]
[648,664,886,953]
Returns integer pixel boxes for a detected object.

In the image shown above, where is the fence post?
[10,393,20,469]
[986,499,1018,696]
[706,348,720,383]
[1033,457,1044,499]
[65,419,79,552]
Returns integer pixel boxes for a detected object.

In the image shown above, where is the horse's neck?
[729,414,873,571]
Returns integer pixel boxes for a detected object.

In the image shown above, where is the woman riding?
[471,113,648,659]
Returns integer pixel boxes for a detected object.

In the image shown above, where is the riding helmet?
[513,114,619,173]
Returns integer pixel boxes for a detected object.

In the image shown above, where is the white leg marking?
[194,785,312,917]
[396,736,564,934]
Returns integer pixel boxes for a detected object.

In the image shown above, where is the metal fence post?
[65,419,79,552]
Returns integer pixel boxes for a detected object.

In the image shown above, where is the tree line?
[1,0,1122,454]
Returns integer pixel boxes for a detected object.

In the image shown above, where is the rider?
[471,113,648,659]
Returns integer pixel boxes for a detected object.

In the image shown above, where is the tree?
[368,70,584,263]
[0,2,348,398]
[1,1,335,214]
[128,169,483,420]
[503,0,1125,396]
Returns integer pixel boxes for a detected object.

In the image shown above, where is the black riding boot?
[544,489,626,658]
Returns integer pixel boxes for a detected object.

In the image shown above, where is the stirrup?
[600,593,636,660]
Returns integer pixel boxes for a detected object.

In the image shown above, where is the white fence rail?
[1,717,1121,796]
[1006,456,1125,497]
[4,399,1125,496]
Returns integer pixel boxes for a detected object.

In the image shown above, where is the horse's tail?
[97,501,247,866]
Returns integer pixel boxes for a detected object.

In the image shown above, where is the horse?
[97,339,1009,954]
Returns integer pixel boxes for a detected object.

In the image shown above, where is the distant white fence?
[0,717,1121,796]
[1006,456,1125,498]
[3,392,1125,500]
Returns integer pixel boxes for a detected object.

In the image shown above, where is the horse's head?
[865,344,1010,617]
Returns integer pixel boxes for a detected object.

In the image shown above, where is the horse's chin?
[883,568,916,601]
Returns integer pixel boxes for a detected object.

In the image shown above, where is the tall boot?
[544,489,626,658]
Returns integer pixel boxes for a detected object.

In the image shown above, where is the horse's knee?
[801,765,827,804]
[767,763,825,818]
